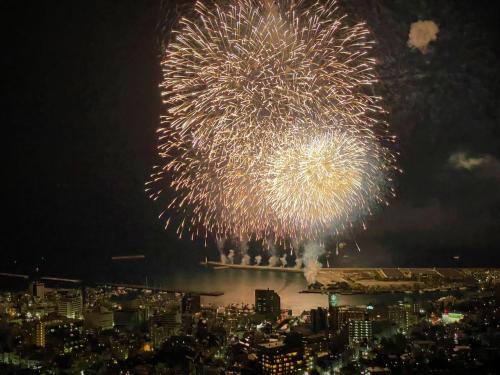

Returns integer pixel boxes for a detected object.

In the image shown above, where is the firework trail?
[147,0,398,248]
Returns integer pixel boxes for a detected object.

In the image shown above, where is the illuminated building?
[181,293,201,314]
[84,306,114,330]
[114,307,147,329]
[302,333,329,370]
[328,305,339,334]
[328,294,363,336]
[310,307,327,333]
[329,304,369,336]
[328,293,338,308]
[255,289,280,319]
[348,319,373,347]
[343,307,369,323]
[150,311,181,349]
[34,321,45,348]
[57,290,83,319]
[366,366,391,374]
[45,320,85,353]
[258,341,303,374]
[388,302,419,334]
[111,342,129,360]
[388,304,404,329]
[29,282,45,300]
[441,311,464,325]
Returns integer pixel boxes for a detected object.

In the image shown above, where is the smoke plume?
[294,257,303,269]
[303,259,322,285]
[303,241,325,284]
[280,254,288,267]
[217,237,225,252]
[268,255,280,267]
[217,237,226,263]
[227,249,235,264]
[220,254,228,264]
[239,235,249,264]
[407,20,439,54]
[254,255,262,266]
[241,254,251,265]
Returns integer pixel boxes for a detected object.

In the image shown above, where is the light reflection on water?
[155,267,425,314]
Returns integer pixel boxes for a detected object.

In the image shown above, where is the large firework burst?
[147,0,398,244]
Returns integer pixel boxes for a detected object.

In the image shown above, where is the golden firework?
[146,0,398,244]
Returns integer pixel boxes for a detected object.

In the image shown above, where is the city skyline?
[0,269,498,373]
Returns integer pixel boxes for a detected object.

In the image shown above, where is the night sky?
[3,0,499,278]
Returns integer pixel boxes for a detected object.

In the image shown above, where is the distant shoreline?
[111,255,146,261]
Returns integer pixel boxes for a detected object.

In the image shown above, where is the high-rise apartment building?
[57,290,83,319]
[181,293,201,314]
[255,289,281,319]
[348,319,373,347]
[388,302,419,334]
[30,281,45,299]
[34,321,45,348]
[310,307,327,333]
[258,341,303,374]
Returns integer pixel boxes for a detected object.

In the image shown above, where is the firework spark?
[146,0,398,245]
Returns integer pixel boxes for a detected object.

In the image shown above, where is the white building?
[57,290,83,319]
